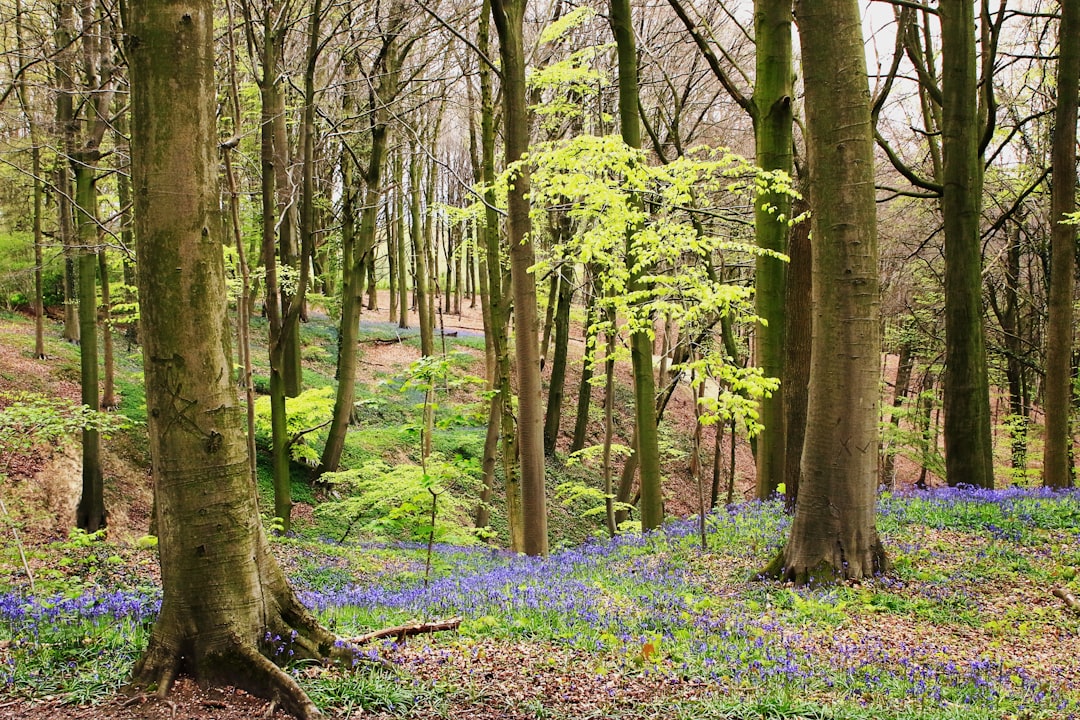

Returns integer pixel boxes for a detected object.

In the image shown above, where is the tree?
[491,0,549,555]
[665,0,797,501]
[1043,0,1079,489]
[940,0,995,490]
[610,0,663,531]
[763,0,887,584]
[128,1,347,715]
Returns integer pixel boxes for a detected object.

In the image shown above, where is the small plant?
[253,386,335,466]
[315,455,481,545]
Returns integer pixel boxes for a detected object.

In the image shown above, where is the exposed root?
[229,642,322,720]
[128,636,182,698]
[757,542,890,587]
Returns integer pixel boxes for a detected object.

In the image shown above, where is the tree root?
[230,643,321,720]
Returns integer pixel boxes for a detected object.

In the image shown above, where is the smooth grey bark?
[763,0,887,584]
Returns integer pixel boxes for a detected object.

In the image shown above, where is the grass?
[1,488,1077,718]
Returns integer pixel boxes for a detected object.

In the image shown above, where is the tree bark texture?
[1043,0,1079,489]
[940,0,995,489]
[492,0,548,555]
[766,0,887,584]
[752,0,794,500]
[128,4,342,715]
[611,0,663,532]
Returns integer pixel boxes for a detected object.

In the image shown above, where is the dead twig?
[345,616,462,646]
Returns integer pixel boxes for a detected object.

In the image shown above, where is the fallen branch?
[345,617,462,646]
[1053,587,1080,614]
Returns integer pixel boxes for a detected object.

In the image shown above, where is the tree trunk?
[492,0,548,555]
[1044,0,1079,488]
[98,249,116,409]
[570,272,597,453]
[752,0,794,500]
[763,0,887,584]
[611,0,663,531]
[55,0,79,344]
[128,6,343,714]
[320,34,400,475]
[940,0,994,489]
[395,151,409,329]
[274,84,303,399]
[74,158,105,532]
[881,338,914,490]
[782,193,811,512]
[259,27,295,534]
[411,149,434,358]
[543,259,573,456]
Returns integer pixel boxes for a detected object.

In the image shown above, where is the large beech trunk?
[763,0,887,584]
[129,3,343,716]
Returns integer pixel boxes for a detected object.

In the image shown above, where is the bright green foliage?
[0,392,130,460]
[519,136,797,431]
[315,455,481,544]
[253,386,335,467]
[880,390,946,481]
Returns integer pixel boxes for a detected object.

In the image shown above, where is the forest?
[0,0,1078,717]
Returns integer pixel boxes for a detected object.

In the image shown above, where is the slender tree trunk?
[258,27,293,533]
[98,248,116,409]
[411,149,434,358]
[543,260,573,455]
[74,156,105,532]
[15,2,45,358]
[274,85,303,399]
[881,338,914,490]
[570,272,597,453]
[752,0,794,500]
[602,312,617,537]
[492,0,548,555]
[55,0,79,344]
[763,0,887,584]
[1044,0,1079,489]
[32,144,45,358]
[611,0,662,531]
[940,0,994,489]
[320,36,399,474]
[395,152,409,329]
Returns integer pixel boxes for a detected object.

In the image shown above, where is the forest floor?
[1,302,1078,720]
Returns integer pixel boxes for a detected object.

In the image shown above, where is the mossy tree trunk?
[543,257,573,456]
[74,160,104,532]
[940,0,995,489]
[320,18,404,475]
[763,0,887,584]
[128,3,347,715]
[752,0,794,500]
[479,0,523,548]
[610,0,662,531]
[1043,0,1079,489]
